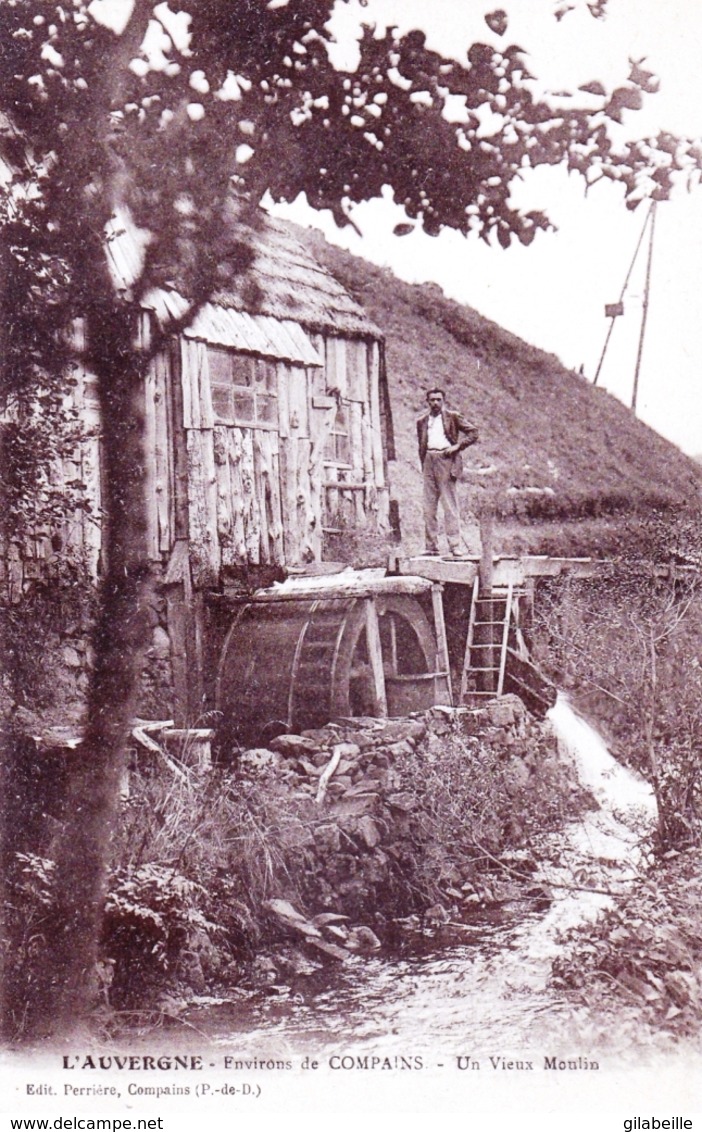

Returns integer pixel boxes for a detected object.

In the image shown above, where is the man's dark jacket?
[416,407,479,480]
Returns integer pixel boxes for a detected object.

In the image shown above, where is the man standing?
[416,388,479,557]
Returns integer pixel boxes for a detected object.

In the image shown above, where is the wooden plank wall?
[179,334,391,576]
[320,335,389,537]
[182,339,290,581]
[2,324,391,597]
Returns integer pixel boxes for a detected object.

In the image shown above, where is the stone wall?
[226,694,582,942]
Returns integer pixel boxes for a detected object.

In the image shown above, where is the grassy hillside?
[302,228,702,557]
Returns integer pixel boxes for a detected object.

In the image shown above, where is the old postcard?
[2,0,702,1124]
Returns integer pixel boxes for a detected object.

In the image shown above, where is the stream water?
[185,696,661,1062]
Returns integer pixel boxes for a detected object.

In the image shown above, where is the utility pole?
[631,200,657,413]
[594,201,653,388]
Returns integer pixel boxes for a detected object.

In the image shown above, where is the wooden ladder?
[460,578,518,703]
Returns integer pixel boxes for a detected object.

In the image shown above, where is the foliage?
[389,713,575,895]
[7,1,697,260]
[2,702,582,1024]
[552,847,702,1038]
[533,562,702,848]
[0,412,90,545]
[115,755,345,933]
[103,864,218,1008]
[3,0,702,400]
[0,569,96,720]
[0,844,221,1021]
[0,852,56,1038]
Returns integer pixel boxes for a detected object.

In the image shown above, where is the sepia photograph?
[2,0,702,1121]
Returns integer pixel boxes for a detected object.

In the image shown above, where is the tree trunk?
[16,304,154,1039]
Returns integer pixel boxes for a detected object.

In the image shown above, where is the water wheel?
[215,593,442,749]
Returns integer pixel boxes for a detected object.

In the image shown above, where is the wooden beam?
[399,556,480,586]
[431,584,453,706]
[251,573,434,603]
[478,511,494,596]
[364,598,388,718]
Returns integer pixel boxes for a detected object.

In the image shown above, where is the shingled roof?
[210,213,382,340]
[108,206,382,342]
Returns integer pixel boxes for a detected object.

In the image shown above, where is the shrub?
[533,568,702,849]
[1,852,56,1038]
[552,847,702,1038]
[103,864,219,1008]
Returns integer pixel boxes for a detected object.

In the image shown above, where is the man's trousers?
[423,450,461,554]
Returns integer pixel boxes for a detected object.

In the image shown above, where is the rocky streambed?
[170,695,660,1062]
[5,688,585,1051]
[99,694,584,1014]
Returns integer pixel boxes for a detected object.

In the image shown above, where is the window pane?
[256,394,277,426]
[230,353,253,386]
[211,384,233,421]
[233,391,255,423]
[207,348,231,384]
[335,433,351,464]
[251,359,276,392]
[264,360,277,392]
[252,358,268,387]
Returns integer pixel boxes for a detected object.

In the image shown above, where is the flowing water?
[186,695,662,1061]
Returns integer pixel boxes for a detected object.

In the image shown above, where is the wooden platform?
[247,567,435,603]
[397,554,695,589]
[397,554,600,588]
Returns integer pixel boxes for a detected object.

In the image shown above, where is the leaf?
[605,86,643,122]
[484,10,508,36]
[579,80,607,97]
[629,61,659,94]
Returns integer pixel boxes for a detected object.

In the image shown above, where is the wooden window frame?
[323,398,352,468]
[207,346,278,431]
